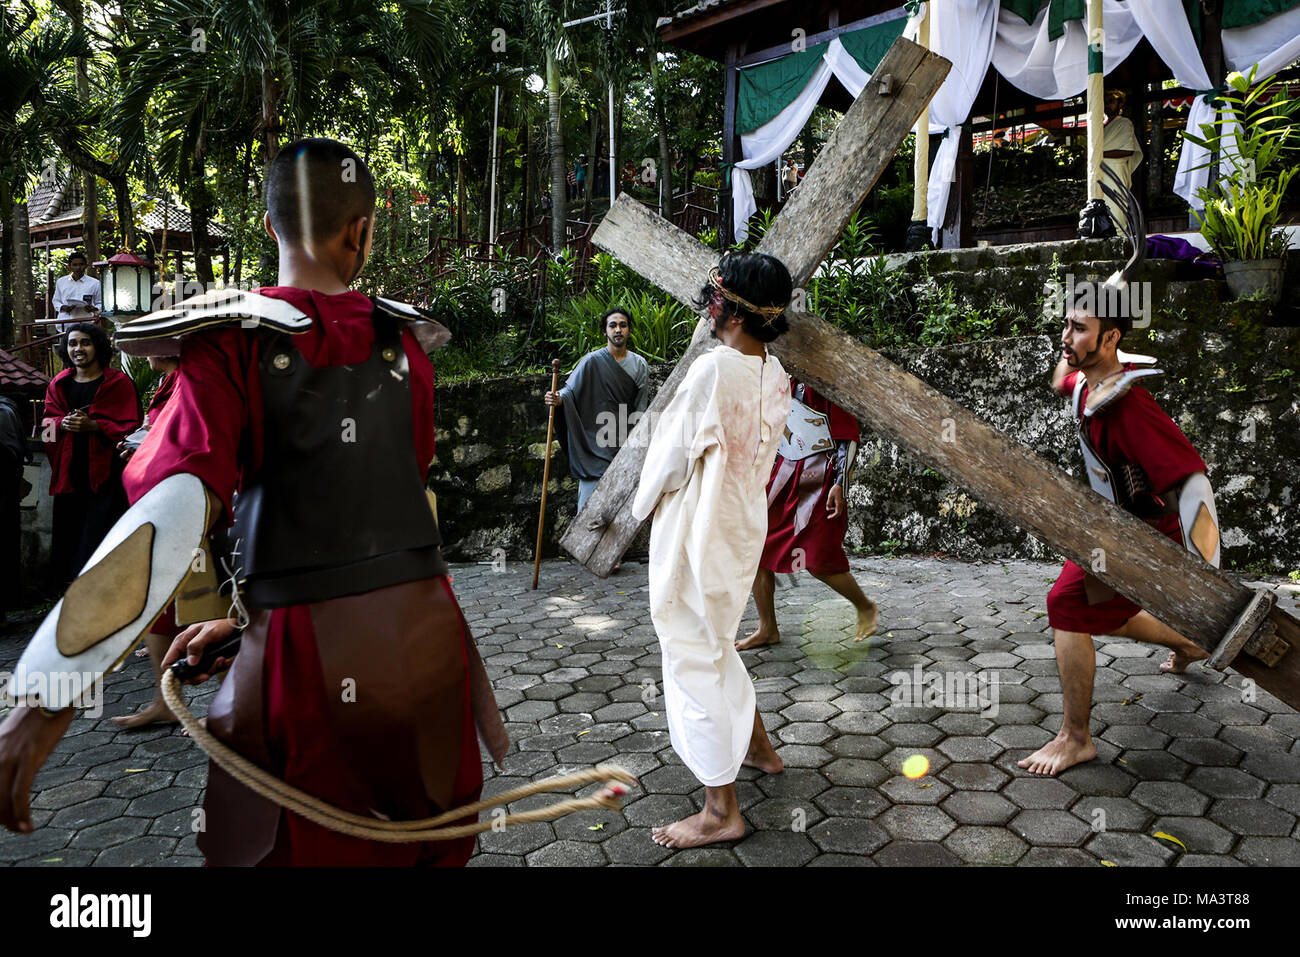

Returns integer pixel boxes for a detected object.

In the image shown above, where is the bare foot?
[134,646,150,659]
[854,601,879,643]
[736,627,780,651]
[1017,734,1097,776]
[112,701,177,728]
[651,807,746,848]
[1160,645,1209,674]
[742,739,784,775]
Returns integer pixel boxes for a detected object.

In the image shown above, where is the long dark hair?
[694,252,792,343]
[57,322,114,369]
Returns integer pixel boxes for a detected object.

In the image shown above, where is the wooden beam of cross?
[562,37,949,570]
[559,39,1300,703]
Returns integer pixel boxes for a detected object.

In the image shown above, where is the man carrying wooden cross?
[1020,282,1216,776]
[632,252,792,849]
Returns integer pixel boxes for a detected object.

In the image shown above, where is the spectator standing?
[40,323,140,585]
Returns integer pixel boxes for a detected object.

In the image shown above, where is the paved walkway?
[2,557,1298,867]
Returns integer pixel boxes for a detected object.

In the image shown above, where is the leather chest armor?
[231,302,447,608]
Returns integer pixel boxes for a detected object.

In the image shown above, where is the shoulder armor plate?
[115,289,312,356]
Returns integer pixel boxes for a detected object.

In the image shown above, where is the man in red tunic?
[739,379,879,650]
[41,323,140,586]
[1020,285,1211,776]
[0,139,505,865]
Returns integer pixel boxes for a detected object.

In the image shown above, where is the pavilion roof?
[0,348,49,395]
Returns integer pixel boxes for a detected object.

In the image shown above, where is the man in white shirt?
[50,252,102,331]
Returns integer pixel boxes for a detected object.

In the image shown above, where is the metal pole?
[608,80,616,206]
[489,81,500,246]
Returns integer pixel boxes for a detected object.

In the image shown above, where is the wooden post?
[721,42,740,245]
[532,359,562,590]
[940,125,972,249]
[910,3,930,226]
[1086,0,1104,205]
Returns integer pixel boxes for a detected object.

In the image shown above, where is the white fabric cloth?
[1101,115,1142,222]
[632,345,791,786]
[1126,0,1229,209]
[1223,4,1300,76]
[732,35,876,242]
[51,274,102,328]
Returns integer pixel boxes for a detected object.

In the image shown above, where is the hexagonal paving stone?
[1069,796,1151,832]
[603,828,673,865]
[1150,816,1236,855]
[938,762,1010,792]
[944,826,1030,864]
[1085,831,1176,866]
[1009,810,1092,847]
[872,841,962,866]
[525,840,607,866]
[1238,750,1300,782]
[733,830,818,866]
[808,817,889,856]
[1115,750,1190,781]
[1186,766,1267,800]
[813,786,889,820]
[1003,777,1079,811]
[937,735,1004,763]
[822,758,890,789]
[943,791,1018,826]
[1129,781,1211,817]
[1234,837,1300,866]
[879,775,952,805]
[877,805,956,842]
[1208,799,1296,836]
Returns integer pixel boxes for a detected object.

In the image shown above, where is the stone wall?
[431,323,1300,573]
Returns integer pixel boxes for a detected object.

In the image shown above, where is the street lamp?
[93,249,157,318]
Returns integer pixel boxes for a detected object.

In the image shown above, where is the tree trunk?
[234,138,252,285]
[0,179,13,348]
[72,0,99,266]
[584,107,600,220]
[11,200,34,341]
[546,50,567,252]
[653,57,673,221]
[457,154,467,242]
[189,129,215,285]
[522,118,532,235]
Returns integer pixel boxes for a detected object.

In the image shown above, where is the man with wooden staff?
[1021,280,1217,776]
[633,252,792,849]
[545,308,650,512]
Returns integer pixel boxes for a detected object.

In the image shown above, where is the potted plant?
[1183,66,1299,302]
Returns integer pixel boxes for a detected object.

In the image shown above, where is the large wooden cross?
[558,38,1300,707]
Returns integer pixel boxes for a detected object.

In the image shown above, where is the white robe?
[632,345,791,786]
[1101,115,1143,226]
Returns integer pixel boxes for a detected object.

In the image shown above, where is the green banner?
[738,42,829,136]
[737,15,908,136]
[1222,0,1300,28]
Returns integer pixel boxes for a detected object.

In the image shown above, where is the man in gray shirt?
[544,308,649,511]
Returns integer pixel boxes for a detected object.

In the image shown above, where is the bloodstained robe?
[123,287,485,866]
[632,345,791,786]
[760,381,860,575]
[1047,370,1207,634]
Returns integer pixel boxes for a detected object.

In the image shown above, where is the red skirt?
[760,454,849,575]
[1046,516,1183,634]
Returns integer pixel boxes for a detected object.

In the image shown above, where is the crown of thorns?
[708,267,788,325]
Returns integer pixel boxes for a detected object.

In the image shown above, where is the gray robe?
[558,348,648,481]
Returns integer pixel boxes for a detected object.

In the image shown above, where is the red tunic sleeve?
[1107,387,1207,495]
[122,327,254,524]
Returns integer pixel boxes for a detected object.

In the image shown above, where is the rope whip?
[161,670,637,842]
